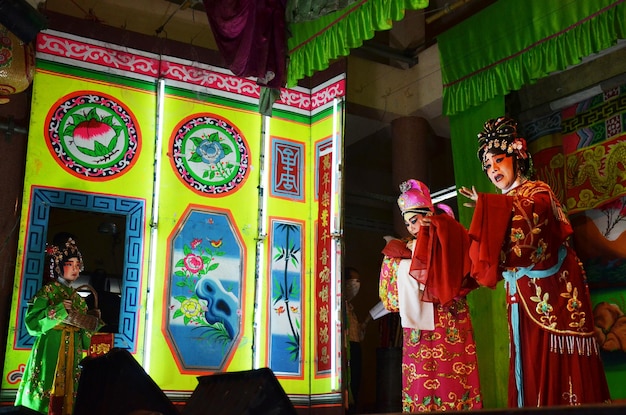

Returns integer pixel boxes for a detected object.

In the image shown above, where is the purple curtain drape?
[203,0,287,89]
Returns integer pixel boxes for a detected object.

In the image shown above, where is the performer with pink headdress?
[459,116,611,407]
[379,178,483,412]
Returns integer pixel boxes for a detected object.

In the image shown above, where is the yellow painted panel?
[146,92,262,391]
[2,68,157,393]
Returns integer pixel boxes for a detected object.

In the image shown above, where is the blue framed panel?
[271,138,304,201]
[16,187,145,352]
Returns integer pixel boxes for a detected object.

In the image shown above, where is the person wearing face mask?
[379,179,482,412]
[15,234,102,415]
[459,116,611,408]
[344,266,370,414]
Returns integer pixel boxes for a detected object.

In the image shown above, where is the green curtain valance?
[286,0,429,87]
[438,0,626,116]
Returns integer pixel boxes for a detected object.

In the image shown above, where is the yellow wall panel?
[2,30,347,412]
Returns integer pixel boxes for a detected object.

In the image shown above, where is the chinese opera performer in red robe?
[459,116,611,407]
[379,179,483,412]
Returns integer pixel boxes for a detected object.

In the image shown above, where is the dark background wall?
[0,90,30,379]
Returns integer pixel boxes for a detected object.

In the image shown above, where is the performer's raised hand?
[458,186,478,208]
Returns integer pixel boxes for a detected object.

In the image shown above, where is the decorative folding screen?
[1,29,347,411]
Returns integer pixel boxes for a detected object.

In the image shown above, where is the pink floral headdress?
[397,179,433,217]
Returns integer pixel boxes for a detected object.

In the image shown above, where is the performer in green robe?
[15,236,100,415]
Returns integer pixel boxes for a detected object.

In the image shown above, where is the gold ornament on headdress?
[477,116,529,170]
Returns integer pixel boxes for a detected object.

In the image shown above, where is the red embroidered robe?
[379,213,482,412]
[468,180,611,407]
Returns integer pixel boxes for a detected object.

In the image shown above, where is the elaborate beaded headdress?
[477,116,530,171]
[45,236,84,280]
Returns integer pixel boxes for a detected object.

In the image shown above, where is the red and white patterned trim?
[36,30,346,112]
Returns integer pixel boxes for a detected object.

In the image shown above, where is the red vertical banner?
[315,153,332,372]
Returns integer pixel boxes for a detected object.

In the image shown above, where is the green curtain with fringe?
[286,0,429,87]
[438,0,626,117]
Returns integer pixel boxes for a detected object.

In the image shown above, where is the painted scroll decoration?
[315,140,333,373]
[269,219,303,375]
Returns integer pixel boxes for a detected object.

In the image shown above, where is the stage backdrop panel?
[1,30,347,412]
[2,31,158,401]
[260,87,345,408]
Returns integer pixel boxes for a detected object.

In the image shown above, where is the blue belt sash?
[502,245,567,407]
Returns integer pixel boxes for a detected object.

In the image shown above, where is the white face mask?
[345,279,361,301]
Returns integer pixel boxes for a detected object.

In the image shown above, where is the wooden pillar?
[390,116,433,238]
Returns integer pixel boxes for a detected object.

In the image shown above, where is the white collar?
[57,277,71,286]
[502,177,527,194]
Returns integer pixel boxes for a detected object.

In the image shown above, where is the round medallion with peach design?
[45,91,140,180]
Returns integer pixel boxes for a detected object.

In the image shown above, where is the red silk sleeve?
[468,193,514,288]
[411,214,474,305]
[381,238,412,259]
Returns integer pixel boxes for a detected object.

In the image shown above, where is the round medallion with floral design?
[45,91,140,180]
[170,114,249,196]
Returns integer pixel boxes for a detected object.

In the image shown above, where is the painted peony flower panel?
[166,209,243,370]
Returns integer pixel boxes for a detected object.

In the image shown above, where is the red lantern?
[0,24,35,104]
